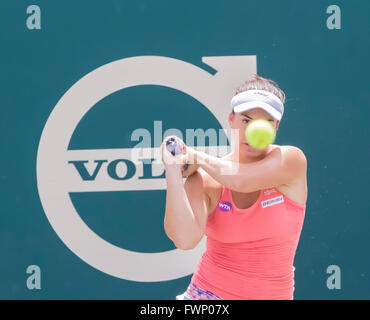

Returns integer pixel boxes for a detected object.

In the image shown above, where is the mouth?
[243,142,257,150]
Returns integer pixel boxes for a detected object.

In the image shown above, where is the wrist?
[165,165,183,178]
[194,150,207,167]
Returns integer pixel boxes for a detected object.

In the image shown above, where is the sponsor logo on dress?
[218,201,232,212]
[261,195,284,208]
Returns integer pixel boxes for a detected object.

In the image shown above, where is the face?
[228,108,280,158]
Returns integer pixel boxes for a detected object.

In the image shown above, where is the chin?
[240,143,265,156]
[241,143,257,152]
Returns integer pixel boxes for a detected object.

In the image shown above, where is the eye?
[242,119,250,124]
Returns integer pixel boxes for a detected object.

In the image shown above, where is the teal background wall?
[1,0,369,299]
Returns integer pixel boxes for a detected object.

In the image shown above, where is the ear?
[275,120,280,131]
[228,111,234,125]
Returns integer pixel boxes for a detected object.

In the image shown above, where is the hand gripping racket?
[165,137,189,171]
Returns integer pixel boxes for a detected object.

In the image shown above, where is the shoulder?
[273,145,307,186]
[267,144,307,188]
[271,144,307,167]
[285,145,307,168]
[271,145,307,204]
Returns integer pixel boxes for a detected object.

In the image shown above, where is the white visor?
[230,90,284,121]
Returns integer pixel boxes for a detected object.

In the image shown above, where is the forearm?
[195,151,243,191]
[164,168,202,248]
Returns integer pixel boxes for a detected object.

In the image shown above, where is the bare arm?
[164,167,209,250]
[193,146,307,193]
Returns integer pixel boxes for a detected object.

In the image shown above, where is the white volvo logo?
[36,55,257,282]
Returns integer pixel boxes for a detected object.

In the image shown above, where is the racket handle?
[165,137,182,155]
[165,137,189,171]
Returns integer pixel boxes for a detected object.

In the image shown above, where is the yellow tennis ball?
[245,119,276,150]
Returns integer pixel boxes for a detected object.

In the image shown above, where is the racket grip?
[165,137,189,171]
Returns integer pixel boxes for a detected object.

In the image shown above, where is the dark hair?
[232,74,286,114]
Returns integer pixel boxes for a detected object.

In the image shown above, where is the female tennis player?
[161,74,307,300]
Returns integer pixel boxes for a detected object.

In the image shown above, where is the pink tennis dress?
[189,174,306,300]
